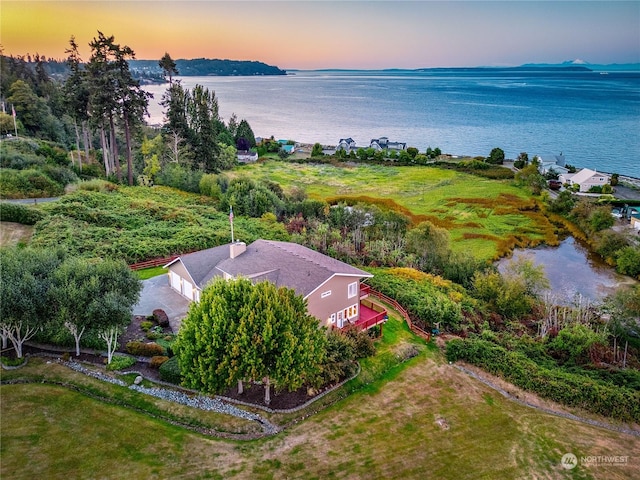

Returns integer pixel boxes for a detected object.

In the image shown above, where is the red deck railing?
[364,286,432,342]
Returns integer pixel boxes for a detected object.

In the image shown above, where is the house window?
[346,304,358,319]
[329,313,336,325]
[321,290,332,298]
[348,281,358,298]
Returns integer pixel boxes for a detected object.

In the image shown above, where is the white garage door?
[170,272,181,291]
[183,280,193,300]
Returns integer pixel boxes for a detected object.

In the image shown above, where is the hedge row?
[126,341,165,357]
[446,337,640,423]
[0,202,46,225]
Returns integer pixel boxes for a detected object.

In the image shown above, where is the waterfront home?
[370,137,407,152]
[560,168,611,192]
[336,138,357,154]
[164,240,387,331]
[537,154,570,176]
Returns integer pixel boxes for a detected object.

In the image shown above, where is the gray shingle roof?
[170,240,371,297]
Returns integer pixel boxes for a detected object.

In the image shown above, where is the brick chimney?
[229,241,246,259]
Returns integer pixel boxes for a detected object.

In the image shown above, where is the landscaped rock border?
[0,357,28,370]
[62,359,279,435]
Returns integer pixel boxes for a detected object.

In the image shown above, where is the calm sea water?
[144,69,640,178]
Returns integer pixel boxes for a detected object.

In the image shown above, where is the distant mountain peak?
[565,58,588,65]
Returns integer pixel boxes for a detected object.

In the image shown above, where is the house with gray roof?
[537,153,570,176]
[164,240,386,330]
[336,138,357,154]
[370,137,406,152]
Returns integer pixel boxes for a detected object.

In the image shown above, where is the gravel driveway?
[133,275,191,332]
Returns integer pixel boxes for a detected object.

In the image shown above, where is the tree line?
[1,32,258,187]
[0,248,141,362]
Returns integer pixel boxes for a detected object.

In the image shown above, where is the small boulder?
[134,375,143,385]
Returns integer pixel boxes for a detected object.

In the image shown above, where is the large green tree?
[86,31,149,183]
[405,221,451,274]
[0,248,65,358]
[235,118,256,149]
[49,257,141,357]
[487,147,505,165]
[604,284,640,368]
[236,281,326,404]
[158,52,179,84]
[176,277,253,394]
[175,278,327,405]
[63,36,92,169]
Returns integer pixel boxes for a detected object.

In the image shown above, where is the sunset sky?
[2,1,639,70]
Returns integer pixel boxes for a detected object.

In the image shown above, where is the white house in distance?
[164,240,387,331]
[336,138,357,154]
[237,150,258,163]
[370,137,407,152]
[560,168,611,192]
[537,153,570,176]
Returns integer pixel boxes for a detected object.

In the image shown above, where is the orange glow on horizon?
[2,1,638,70]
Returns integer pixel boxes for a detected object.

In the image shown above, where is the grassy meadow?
[234,161,558,260]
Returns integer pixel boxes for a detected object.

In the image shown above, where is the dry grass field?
[2,343,638,479]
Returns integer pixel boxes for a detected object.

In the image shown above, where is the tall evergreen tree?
[158,52,179,84]
[63,36,91,169]
[85,31,149,184]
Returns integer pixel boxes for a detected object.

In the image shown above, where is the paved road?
[613,184,640,201]
[1,197,60,204]
[134,275,190,332]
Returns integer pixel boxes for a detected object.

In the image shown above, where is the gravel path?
[63,360,280,435]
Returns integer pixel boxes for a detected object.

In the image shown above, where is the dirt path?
[0,221,34,247]
[454,363,640,438]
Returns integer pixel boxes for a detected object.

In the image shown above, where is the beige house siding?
[578,176,609,192]
[306,275,361,328]
[167,261,199,300]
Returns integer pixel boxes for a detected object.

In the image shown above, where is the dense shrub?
[40,165,78,186]
[0,202,45,225]
[314,328,358,387]
[140,320,154,332]
[126,341,165,357]
[106,355,137,371]
[155,163,203,192]
[616,246,640,278]
[158,355,182,384]
[78,179,118,193]
[150,355,169,369]
[0,168,64,198]
[343,326,376,358]
[366,268,465,333]
[30,187,289,263]
[446,337,640,422]
[153,309,170,327]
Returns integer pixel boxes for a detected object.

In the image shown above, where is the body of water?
[144,69,640,178]
[497,237,637,305]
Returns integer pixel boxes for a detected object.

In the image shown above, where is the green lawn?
[135,266,167,280]
[234,161,557,260]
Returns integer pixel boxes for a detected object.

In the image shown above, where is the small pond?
[496,236,637,305]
